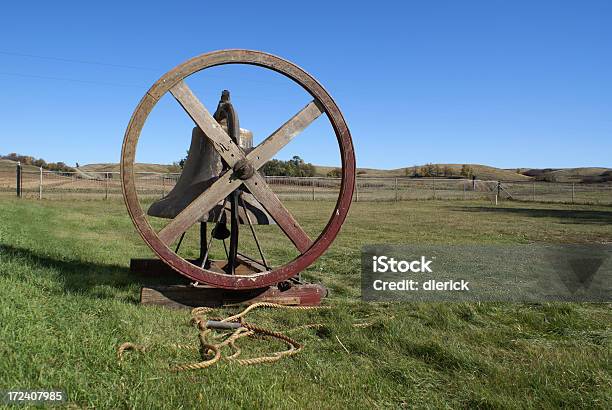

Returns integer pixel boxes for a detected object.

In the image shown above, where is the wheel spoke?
[158,171,241,246]
[170,80,244,167]
[244,173,313,253]
[247,100,324,169]
[166,90,322,253]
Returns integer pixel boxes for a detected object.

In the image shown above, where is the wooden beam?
[248,100,324,169]
[140,283,327,308]
[130,258,265,276]
[244,173,313,253]
[158,171,240,245]
[170,80,244,168]
[160,94,323,247]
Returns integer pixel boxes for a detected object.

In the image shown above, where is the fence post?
[571,183,575,203]
[432,176,436,199]
[162,174,166,197]
[39,167,43,200]
[105,172,109,200]
[463,180,466,200]
[16,161,22,198]
[355,179,359,202]
[394,177,398,201]
[495,181,500,205]
[311,178,315,201]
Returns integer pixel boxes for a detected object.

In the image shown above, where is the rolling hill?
[521,167,612,183]
[0,159,43,172]
[317,164,534,181]
[7,157,610,183]
[79,163,180,173]
[81,162,533,181]
[80,162,612,182]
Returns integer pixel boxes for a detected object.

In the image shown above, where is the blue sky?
[0,1,610,169]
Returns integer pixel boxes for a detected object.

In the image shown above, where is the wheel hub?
[233,158,255,180]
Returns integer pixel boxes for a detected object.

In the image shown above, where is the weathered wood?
[235,254,267,272]
[158,99,322,248]
[140,283,327,308]
[247,100,324,169]
[170,81,244,168]
[244,173,313,253]
[157,170,240,245]
[130,257,265,276]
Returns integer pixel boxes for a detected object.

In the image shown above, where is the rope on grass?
[117,342,145,360]
[118,302,327,372]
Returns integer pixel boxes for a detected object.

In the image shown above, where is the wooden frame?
[121,49,355,290]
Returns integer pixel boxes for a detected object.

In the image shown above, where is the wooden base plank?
[140,283,327,309]
[130,256,266,277]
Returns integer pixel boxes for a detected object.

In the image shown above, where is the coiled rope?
[118,302,327,371]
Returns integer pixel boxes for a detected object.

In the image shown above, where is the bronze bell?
[147,118,274,225]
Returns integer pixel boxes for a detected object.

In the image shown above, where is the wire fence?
[1,167,612,205]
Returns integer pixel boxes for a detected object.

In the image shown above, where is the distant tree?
[327,168,342,178]
[536,173,557,183]
[460,164,474,178]
[406,166,419,177]
[261,155,316,177]
[168,162,182,173]
[261,159,287,176]
[442,165,453,177]
[286,156,313,177]
[175,149,189,169]
[1,153,73,172]
[302,162,316,177]
[420,163,435,177]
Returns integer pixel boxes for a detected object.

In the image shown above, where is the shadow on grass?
[0,244,187,301]
[454,206,612,225]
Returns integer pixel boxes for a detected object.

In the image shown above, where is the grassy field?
[0,198,610,408]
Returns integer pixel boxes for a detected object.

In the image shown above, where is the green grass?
[0,198,611,409]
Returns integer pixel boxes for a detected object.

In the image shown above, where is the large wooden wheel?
[121,49,355,290]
